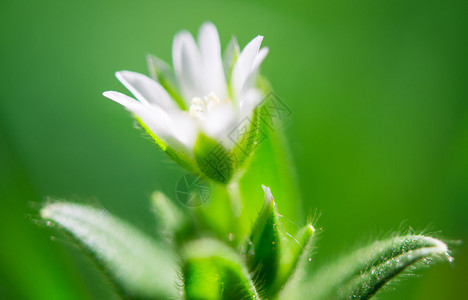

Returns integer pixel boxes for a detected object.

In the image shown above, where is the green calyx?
[135,100,264,184]
[194,133,234,184]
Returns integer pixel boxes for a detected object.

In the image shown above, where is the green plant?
[40,22,453,300]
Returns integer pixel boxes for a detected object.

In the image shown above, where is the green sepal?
[246,185,282,294]
[135,117,199,174]
[146,54,187,110]
[294,234,451,300]
[182,239,259,300]
[272,224,315,294]
[40,201,179,299]
[231,105,264,170]
[194,132,233,184]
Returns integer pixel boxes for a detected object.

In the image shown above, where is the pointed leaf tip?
[274,223,316,296]
[298,224,315,245]
[262,184,273,204]
[247,185,282,294]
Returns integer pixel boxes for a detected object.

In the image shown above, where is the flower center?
[189,92,229,121]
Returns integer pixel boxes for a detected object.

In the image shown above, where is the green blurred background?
[1,0,467,299]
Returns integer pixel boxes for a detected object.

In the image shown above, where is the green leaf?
[182,239,259,300]
[41,201,179,300]
[151,191,186,240]
[194,133,233,183]
[238,82,302,237]
[146,54,186,110]
[293,234,451,300]
[246,185,282,294]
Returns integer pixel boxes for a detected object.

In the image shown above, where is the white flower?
[103,22,268,181]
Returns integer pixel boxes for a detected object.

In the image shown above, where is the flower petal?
[103,91,191,152]
[115,71,179,112]
[239,88,262,120]
[173,30,203,104]
[198,22,227,99]
[223,36,240,80]
[231,35,263,102]
[241,47,269,98]
[169,112,199,150]
[201,104,237,150]
[250,47,269,78]
[103,90,148,112]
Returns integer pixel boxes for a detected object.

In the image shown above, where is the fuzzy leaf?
[182,239,259,300]
[41,202,179,299]
[194,133,233,183]
[293,235,451,300]
[246,185,282,294]
[151,191,186,241]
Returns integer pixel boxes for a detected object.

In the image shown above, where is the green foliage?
[35,25,454,300]
[230,105,264,170]
[239,81,302,235]
[40,202,179,300]
[182,239,259,300]
[37,90,453,300]
[290,234,451,300]
[40,193,451,300]
[273,223,315,295]
[245,185,282,294]
[151,191,187,243]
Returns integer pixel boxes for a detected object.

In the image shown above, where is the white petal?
[169,112,199,150]
[239,88,263,120]
[251,47,269,76]
[115,71,179,111]
[103,91,171,134]
[103,91,191,152]
[198,22,227,99]
[201,104,237,149]
[172,30,203,104]
[240,47,269,100]
[223,36,240,79]
[231,36,263,102]
[103,90,146,112]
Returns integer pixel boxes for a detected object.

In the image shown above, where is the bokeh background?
[1,0,467,299]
